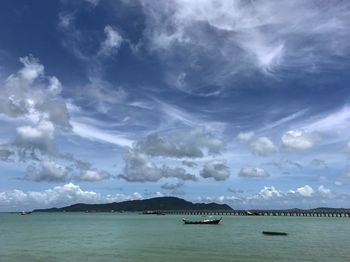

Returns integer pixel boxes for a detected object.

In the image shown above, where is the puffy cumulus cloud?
[254,186,282,200]
[245,185,334,207]
[98,25,123,56]
[140,0,350,92]
[237,131,255,142]
[136,133,202,158]
[200,160,230,181]
[119,149,197,182]
[199,185,336,208]
[250,185,331,201]
[280,185,331,199]
[135,128,225,159]
[281,130,320,150]
[17,56,44,83]
[0,183,145,211]
[19,157,113,182]
[24,160,69,182]
[250,137,276,156]
[238,167,269,178]
[76,169,112,182]
[73,159,112,182]
[293,185,314,197]
[0,55,71,129]
[13,121,55,155]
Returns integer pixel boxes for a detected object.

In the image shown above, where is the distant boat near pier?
[19,211,32,215]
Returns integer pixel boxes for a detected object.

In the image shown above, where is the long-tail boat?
[182,217,222,224]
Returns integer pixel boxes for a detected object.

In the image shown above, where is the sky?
[1,0,350,211]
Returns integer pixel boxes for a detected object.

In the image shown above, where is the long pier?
[151,209,350,217]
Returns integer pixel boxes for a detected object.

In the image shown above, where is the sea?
[1,213,350,262]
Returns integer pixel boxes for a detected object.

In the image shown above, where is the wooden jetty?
[149,208,350,217]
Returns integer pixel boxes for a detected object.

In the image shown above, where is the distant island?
[33,197,233,212]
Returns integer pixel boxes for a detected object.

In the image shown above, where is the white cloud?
[317,185,332,197]
[99,25,123,56]
[281,130,320,150]
[237,131,255,142]
[48,76,62,95]
[251,184,334,204]
[82,78,127,113]
[238,167,269,178]
[199,184,336,208]
[255,186,282,200]
[72,159,112,182]
[140,0,350,90]
[0,55,71,129]
[250,136,276,156]
[119,149,197,182]
[14,121,55,154]
[135,128,225,159]
[58,13,74,29]
[200,159,230,181]
[303,106,350,136]
[295,185,314,197]
[24,160,69,182]
[71,120,133,147]
[17,56,44,83]
[76,169,111,182]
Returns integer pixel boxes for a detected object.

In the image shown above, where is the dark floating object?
[182,217,222,224]
[262,231,288,236]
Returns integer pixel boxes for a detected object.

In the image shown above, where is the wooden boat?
[262,231,288,236]
[182,217,222,224]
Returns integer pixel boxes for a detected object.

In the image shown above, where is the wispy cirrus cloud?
[98,25,123,56]
[140,0,350,94]
[71,120,133,147]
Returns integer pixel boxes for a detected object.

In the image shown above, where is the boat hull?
[182,217,222,224]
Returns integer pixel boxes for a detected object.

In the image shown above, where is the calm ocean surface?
[1,213,350,262]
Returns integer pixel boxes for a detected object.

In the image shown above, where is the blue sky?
[1,0,350,211]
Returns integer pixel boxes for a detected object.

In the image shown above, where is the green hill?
[33,196,232,212]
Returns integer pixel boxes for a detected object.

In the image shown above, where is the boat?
[245,211,261,216]
[19,211,32,215]
[262,231,288,236]
[182,217,222,224]
[142,211,165,215]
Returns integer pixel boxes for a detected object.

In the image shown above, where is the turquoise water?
[1,213,350,261]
